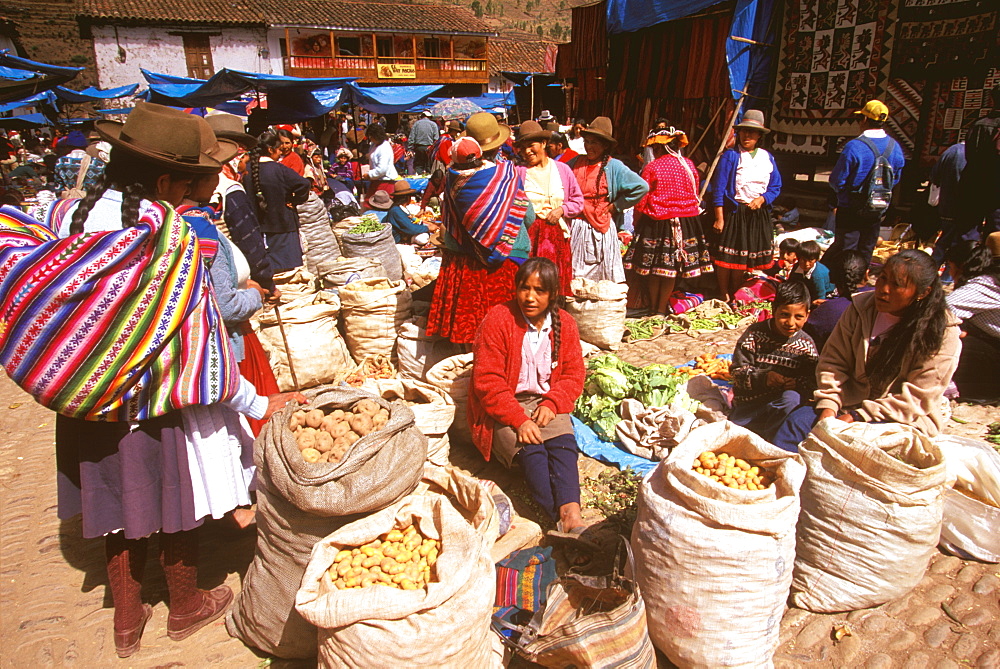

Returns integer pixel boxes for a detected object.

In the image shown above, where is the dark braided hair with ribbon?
[68,148,193,235]
[514,257,564,367]
[248,131,282,214]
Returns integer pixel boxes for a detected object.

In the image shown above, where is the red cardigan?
[469,301,585,461]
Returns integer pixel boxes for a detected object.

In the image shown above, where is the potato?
[329,421,350,439]
[297,430,318,451]
[289,410,308,429]
[301,448,322,463]
[330,409,346,421]
[376,407,389,420]
[344,430,360,445]
[333,435,350,452]
[354,398,380,417]
[693,451,774,489]
[352,413,374,436]
[372,413,388,429]
[316,431,335,453]
[305,408,324,428]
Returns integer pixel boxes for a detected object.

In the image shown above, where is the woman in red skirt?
[426,114,534,345]
[514,121,584,296]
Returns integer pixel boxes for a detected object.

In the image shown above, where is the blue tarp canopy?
[0,112,51,129]
[0,50,83,104]
[54,83,139,103]
[340,82,442,114]
[500,71,558,87]
[0,90,56,113]
[606,0,724,34]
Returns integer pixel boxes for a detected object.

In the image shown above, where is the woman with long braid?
[623,126,713,315]
[469,258,588,538]
[242,130,311,272]
[567,116,648,283]
[4,103,304,658]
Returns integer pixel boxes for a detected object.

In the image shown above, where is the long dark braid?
[250,131,281,214]
[68,171,109,235]
[596,153,610,202]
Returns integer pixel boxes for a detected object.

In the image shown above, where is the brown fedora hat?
[95,102,238,174]
[514,120,552,147]
[392,179,418,198]
[465,112,510,152]
[580,116,617,147]
[206,112,257,149]
[445,119,463,134]
[368,190,392,210]
[734,109,770,134]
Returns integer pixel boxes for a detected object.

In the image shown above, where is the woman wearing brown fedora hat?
[384,179,430,244]
[568,117,648,283]
[514,120,584,296]
[709,109,783,302]
[426,124,535,345]
[20,102,306,657]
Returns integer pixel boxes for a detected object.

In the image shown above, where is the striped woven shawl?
[0,202,240,421]
[443,161,528,267]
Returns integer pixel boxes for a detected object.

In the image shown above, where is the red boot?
[159,529,233,641]
[105,534,153,658]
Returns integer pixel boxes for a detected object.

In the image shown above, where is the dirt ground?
[1,325,997,668]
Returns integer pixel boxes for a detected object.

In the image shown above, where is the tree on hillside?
[471,0,483,17]
[536,25,544,37]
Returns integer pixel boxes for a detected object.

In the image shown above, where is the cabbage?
[587,368,630,399]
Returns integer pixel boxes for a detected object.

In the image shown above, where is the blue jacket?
[385,204,429,243]
[830,132,905,208]
[710,148,782,211]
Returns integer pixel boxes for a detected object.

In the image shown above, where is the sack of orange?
[679,353,731,381]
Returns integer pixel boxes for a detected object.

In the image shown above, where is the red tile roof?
[490,35,555,75]
[78,0,493,35]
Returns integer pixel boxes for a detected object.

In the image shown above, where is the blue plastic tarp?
[727,0,777,101]
[0,112,51,129]
[606,0,725,34]
[0,90,56,113]
[572,417,658,476]
[0,50,83,80]
[341,83,443,114]
[54,83,139,103]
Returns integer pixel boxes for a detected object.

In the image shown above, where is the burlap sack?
[339,278,413,363]
[564,277,627,350]
[632,422,805,669]
[359,378,456,466]
[791,420,948,612]
[297,191,342,279]
[396,318,462,381]
[341,222,403,280]
[332,216,363,248]
[227,386,428,659]
[426,353,474,446]
[935,435,1000,563]
[322,256,385,289]
[256,292,353,391]
[296,465,498,668]
[273,266,318,304]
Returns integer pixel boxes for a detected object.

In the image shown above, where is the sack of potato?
[227,386,428,659]
[337,353,396,387]
[339,277,413,364]
[791,420,947,613]
[255,291,353,392]
[563,277,627,350]
[425,353,474,447]
[359,378,456,466]
[272,266,319,304]
[396,317,462,381]
[322,256,385,289]
[296,465,498,668]
[631,422,805,669]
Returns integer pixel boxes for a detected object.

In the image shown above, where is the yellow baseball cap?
[854,100,889,122]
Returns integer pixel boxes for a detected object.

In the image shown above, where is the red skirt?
[528,217,573,295]
[238,329,280,437]
[426,251,518,344]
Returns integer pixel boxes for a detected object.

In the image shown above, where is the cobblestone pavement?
[2,330,998,667]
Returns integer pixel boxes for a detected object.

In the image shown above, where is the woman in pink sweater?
[624,128,713,315]
[469,258,587,534]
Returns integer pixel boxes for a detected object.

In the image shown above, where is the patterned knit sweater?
[731,319,820,405]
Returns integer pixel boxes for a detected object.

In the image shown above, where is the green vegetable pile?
[574,354,689,441]
[987,423,1000,452]
[348,214,386,234]
[625,316,666,341]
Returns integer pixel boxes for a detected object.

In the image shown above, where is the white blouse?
[734,149,773,204]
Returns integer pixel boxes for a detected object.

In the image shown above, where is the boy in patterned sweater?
[728,280,820,442]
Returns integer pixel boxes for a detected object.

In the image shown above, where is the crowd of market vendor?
[0,88,998,659]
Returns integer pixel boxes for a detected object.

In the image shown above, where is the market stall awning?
[500,71,559,87]
[606,0,725,34]
[0,50,83,104]
[340,83,443,114]
[0,90,56,114]
[54,83,139,103]
[0,112,51,130]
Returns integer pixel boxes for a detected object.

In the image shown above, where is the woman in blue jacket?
[710,110,782,302]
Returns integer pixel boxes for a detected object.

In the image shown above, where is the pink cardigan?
[516,159,585,220]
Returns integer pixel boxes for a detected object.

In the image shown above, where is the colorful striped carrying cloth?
[443,160,529,267]
[0,202,240,421]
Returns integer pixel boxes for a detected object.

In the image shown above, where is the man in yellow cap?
[824,99,906,266]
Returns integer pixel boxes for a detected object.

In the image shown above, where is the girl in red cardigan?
[469,258,587,535]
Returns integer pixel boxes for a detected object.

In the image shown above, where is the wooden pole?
[699,92,745,199]
[689,97,730,160]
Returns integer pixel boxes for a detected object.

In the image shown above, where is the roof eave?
[77,15,267,29]
[268,23,495,37]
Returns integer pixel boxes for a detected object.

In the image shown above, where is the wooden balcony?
[284,55,489,85]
